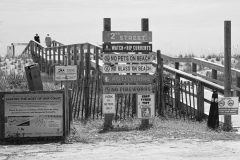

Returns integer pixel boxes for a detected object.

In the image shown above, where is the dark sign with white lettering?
[103,43,152,52]
[102,31,152,42]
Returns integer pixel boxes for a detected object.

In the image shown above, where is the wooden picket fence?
[21,40,230,121]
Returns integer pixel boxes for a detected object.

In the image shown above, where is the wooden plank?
[103,53,154,63]
[103,85,152,94]
[0,92,4,140]
[102,31,152,42]
[103,43,152,52]
[103,75,155,84]
[103,64,155,74]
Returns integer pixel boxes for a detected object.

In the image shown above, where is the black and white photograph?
[1,0,240,159]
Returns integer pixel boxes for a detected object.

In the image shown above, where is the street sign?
[103,85,152,94]
[55,65,77,81]
[103,53,154,63]
[103,64,155,74]
[103,43,152,52]
[137,94,155,119]
[218,97,239,115]
[103,75,156,84]
[102,31,152,42]
[103,94,115,114]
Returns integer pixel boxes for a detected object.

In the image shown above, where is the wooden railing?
[20,40,240,120]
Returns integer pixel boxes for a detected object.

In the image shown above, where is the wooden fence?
[21,40,239,121]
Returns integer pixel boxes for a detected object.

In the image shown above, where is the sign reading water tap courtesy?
[103,94,115,114]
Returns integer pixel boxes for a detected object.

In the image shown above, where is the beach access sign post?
[102,18,155,130]
[218,97,239,115]
[55,61,77,137]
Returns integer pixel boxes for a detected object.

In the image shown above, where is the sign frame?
[103,64,155,74]
[218,97,239,115]
[137,93,155,119]
[103,53,154,63]
[103,85,153,94]
[103,75,156,84]
[55,65,77,81]
[103,31,152,42]
[3,91,65,138]
[103,94,115,114]
[103,43,152,52]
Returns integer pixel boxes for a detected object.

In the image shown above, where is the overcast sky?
[0,0,240,57]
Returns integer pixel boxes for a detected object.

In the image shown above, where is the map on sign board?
[137,94,155,119]
[102,31,152,42]
[103,75,156,84]
[55,65,77,81]
[103,53,154,63]
[103,94,115,114]
[103,64,155,74]
[218,97,239,115]
[4,93,64,138]
[103,85,152,94]
[103,43,152,52]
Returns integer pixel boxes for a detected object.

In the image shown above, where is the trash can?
[25,63,43,91]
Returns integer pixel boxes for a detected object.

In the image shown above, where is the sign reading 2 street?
[103,64,155,74]
[103,43,152,52]
[102,31,152,42]
[103,53,154,63]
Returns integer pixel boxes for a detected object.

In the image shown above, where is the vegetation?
[66,117,240,144]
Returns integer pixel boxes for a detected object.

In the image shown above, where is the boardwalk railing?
[20,40,240,121]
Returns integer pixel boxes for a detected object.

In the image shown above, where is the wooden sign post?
[103,18,114,130]
[223,21,232,131]
[102,18,155,131]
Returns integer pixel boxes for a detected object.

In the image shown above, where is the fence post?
[236,75,240,98]
[192,63,197,75]
[223,20,232,131]
[84,44,91,120]
[175,62,179,70]
[197,82,204,121]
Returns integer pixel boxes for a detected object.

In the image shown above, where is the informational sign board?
[103,75,155,84]
[137,94,155,119]
[103,64,155,74]
[102,31,152,42]
[55,65,77,81]
[103,53,154,63]
[218,97,239,115]
[103,43,152,52]
[103,94,115,114]
[4,93,64,138]
[103,85,152,94]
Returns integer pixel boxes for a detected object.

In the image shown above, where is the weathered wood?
[103,18,114,129]
[197,82,204,121]
[84,44,91,119]
[0,92,4,139]
[223,20,232,131]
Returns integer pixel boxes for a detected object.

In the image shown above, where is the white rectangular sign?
[137,94,155,119]
[103,94,115,114]
[4,93,63,138]
[218,97,239,115]
[103,64,155,74]
[55,65,77,81]
[103,53,154,63]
